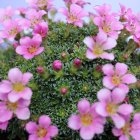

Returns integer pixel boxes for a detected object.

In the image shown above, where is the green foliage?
[0,21,140,140]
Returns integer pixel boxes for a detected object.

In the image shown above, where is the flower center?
[69,14,77,22]
[28,46,37,54]
[31,18,40,26]
[13,82,25,92]
[121,123,130,136]
[9,28,18,36]
[37,0,47,5]
[103,25,111,33]
[112,75,121,85]
[81,114,93,126]
[7,101,18,111]
[106,103,118,115]
[37,127,48,138]
[93,44,104,55]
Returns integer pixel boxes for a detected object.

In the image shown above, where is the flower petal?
[103,76,115,89]
[25,122,38,134]
[115,63,128,76]
[39,115,51,128]
[8,68,23,83]
[22,72,33,85]
[102,38,117,50]
[111,114,125,129]
[100,52,114,60]
[86,49,97,59]
[102,64,114,76]
[83,37,95,50]
[68,114,81,130]
[16,108,30,120]
[118,104,133,115]
[48,126,58,137]
[122,74,137,84]
[78,99,90,114]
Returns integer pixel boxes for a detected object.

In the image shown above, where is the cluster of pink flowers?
[0,68,33,129]
[68,62,138,139]
[1,0,140,140]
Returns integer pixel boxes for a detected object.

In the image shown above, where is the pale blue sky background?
[0,0,140,13]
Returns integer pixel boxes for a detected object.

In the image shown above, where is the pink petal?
[92,122,104,134]
[19,87,32,100]
[102,38,117,50]
[20,37,31,46]
[68,114,81,130]
[97,88,111,102]
[112,128,122,136]
[8,91,20,103]
[115,63,128,76]
[111,114,125,129]
[0,121,8,130]
[96,30,107,44]
[102,64,114,76]
[133,113,140,121]
[70,4,82,15]
[16,46,27,55]
[122,74,137,84]
[80,126,95,140]
[118,104,133,115]
[32,34,42,47]
[0,109,13,122]
[95,102,108,117]
[78,99,90,114]
[48,126,58,137]
[112,88,127,104]
[26,122,38,134]
[83,37,95,50]
[29,134,38,140]
[120,135,129,140]
[100,52,114,60]
[24,54,34,60]
[0,81,12,94]
[118,84,129,94]
[131,130,140,140]
[103,76,115,89]
[94,17,102,26]
[35,47,44,55]
[22,72,33,85]
[39,115,51,128]
[74,21,83,27]
[16,108,30,120]
[86,49,97,59]
[59,7,68,16]
[8,68,23,83]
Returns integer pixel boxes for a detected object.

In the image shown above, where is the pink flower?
[0,95,31,122]
[26,115,58,140]
[25,9,46,27]
[84,31,117,60]
[112,113,140,140]
[33,22,48,38]
[16,34,44,60]
[68,99,105,140]
[64,0,90,7]
[119,4,133,21]
[59,4,88,27]
[96,88,133,129]
[102,63,137,92]
[0,68,33,103]
[52,60,63,71]
[0,6,15,23]
[26,0,53,11]
[1,19,22,41]
[94,15,123,39]
[0,121,9,130]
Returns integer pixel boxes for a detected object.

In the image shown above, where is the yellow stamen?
[37,127,48,138]
[121,123,130,136]
[93,45,104,55]
[7,101,18,111]
[9,28,18,36]
[37,0,47,5]
[69,14,77,22]
[28,46,37,54]
[13,83,25,92]
[106,103,118,115]
[112,75,121,85]
[81,114,93,126]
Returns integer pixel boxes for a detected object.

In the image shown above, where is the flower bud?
[52,60,62,71]
[73,58,82,68]
[60,87,68,95]
[37,66,44,74]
